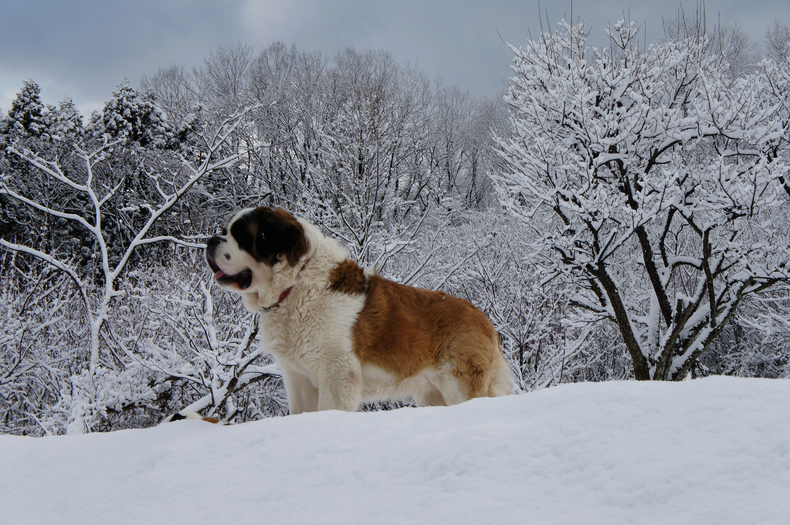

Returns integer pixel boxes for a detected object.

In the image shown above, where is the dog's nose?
[205,236,224,260]
[206,236,222,248]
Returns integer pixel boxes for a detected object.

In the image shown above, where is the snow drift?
[1,377,788,524]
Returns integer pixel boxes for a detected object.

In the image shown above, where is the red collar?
[261,258,311,311]
[263,286,293,310]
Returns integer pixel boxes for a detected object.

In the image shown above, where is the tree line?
[1,16,788,435]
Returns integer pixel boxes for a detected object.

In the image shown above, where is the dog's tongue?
[213,269,226,279]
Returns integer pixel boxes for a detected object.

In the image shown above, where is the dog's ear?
[233,207,306,266]
[255,217,300,263]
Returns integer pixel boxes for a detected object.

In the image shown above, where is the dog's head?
[205,207,310,309]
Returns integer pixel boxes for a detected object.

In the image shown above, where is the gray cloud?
[1,0,784,116]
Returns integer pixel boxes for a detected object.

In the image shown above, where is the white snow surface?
[2,377,788,524]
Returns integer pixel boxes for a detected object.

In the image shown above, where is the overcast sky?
[1,0,786,116]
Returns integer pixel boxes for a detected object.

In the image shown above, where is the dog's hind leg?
[412,386,446,407]
[487,357,516,397]
[429,367,468,405]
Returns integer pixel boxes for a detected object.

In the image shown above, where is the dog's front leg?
[316,351,362,412]
[281,366,319,415]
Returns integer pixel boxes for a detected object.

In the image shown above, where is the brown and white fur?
[205,206,513,414]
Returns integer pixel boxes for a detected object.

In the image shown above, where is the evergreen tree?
[89,79,176,149]
[4,79,47,138]
[46,97,85,143]
[1,80,48,243]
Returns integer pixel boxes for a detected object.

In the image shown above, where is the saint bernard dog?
[204,206,514,414]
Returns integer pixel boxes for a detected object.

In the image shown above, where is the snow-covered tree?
[701,283,790,378]
[0,260,81,435]
[766,20,790,63]
[3,80,47,138]
[1,108,253,432]
[45,97,85,143]
[494,19,790,381]
[307,49,436,266]
[89,80,179,149]
[662,11,760,79]
[140,64,197,130]
[114,256,286,423]
[0,84,86,258]
[428,88,503,210]
[193,43,253,111]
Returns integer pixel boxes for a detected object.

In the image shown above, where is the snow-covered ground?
[1,376,788,524]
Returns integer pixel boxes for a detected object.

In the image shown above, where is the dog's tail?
[161,412,222,425]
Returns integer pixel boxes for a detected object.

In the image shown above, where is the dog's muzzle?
[205,237,253,290]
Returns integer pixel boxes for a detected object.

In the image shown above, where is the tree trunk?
[590,263,651,380]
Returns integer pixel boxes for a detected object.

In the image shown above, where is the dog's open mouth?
[216,268,253,289]
[208,259,253,290]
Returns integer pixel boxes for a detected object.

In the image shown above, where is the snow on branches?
[494,19,790,380]
[1,107,254,432]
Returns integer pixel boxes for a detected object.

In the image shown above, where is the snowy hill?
[1,377,788,524]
